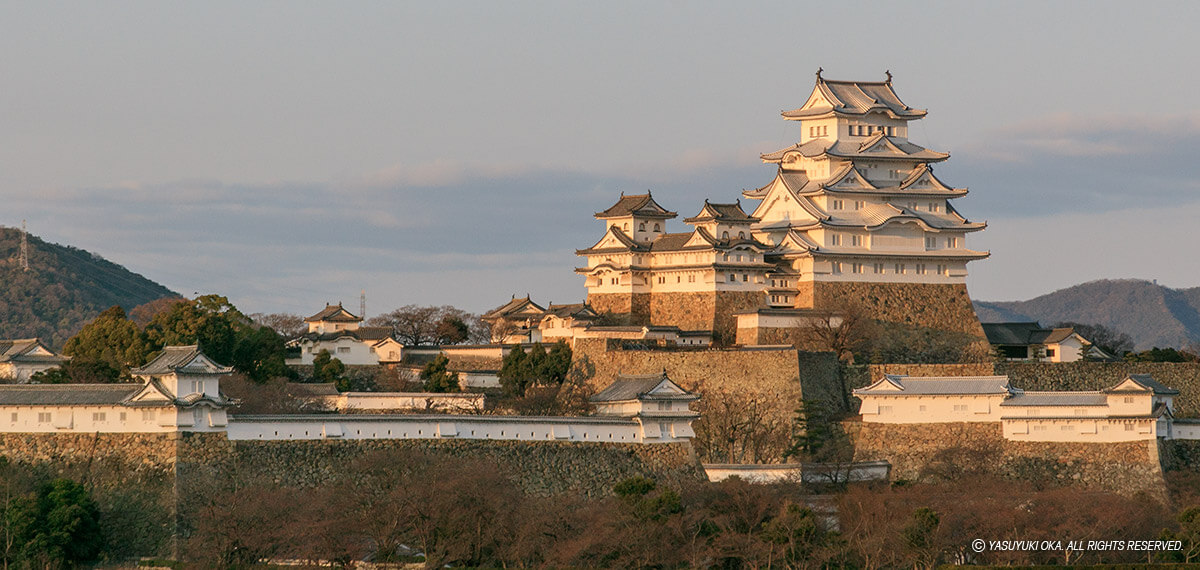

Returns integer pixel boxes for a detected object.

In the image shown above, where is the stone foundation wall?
[736,326,837,352]
[649,291,715,333]
[813,281,986,338]
[847,421,1166,498]
[714,291,766,344]
[217,438,700,497]
[998,361,1200,418]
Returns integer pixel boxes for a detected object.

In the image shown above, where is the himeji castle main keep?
[576,71,990,344]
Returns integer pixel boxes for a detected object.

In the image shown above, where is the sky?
[2,1,1199,317]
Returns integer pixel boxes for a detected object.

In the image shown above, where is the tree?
[369,305,481,346]
[498,348,532,396]
[802,303,875,364]
[420,355,460,393]
[1175,506,1200,563]
[9,478,101,568]
[62,305,152,376]
[785,399,838,460]
[29,359,122,384]
[902,507,941,570]
[249,312,307,340]
[1053,321,1134,357]
[538,342,572,386]
[143,295,290,382]
[312,350,346,386]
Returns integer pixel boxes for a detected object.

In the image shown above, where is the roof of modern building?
[781,72,927,120]
[305,304,362,323]
[595,192,677,220]
[854,375,1013,396]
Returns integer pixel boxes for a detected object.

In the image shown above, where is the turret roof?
[305,304,362,323]
[684,201,760,224]
[761,136,948,163]
[482,296,546,320]
[782,71,927,120]
[0,338,67,364]
[132,345,234,375]
[595,192,677,220]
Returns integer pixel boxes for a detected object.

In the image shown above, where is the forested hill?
[974,279,1200,351]
[0,226,177,347]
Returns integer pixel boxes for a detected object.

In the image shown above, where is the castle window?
[688,275,695,283]
[873,263,884,274]
[822,125,828,136]
[729,273,736,282]
[623,223,629,230]
[916,264,927,275]
[736,254,743,262]
[895,263,906,274]
[338,346,350,354]
[8,413,15,422]
[809,126,815,137]
[854,200,864,210]
[639,222,646,231]
[1061,425,1075,432]
[947,237,959,248]
[852,263,863,274]
[738,231,745,239]
[1046,348,1056,358]
[831,199,843,210]
[654,223,660,232]
[831,262,842,274]
[936,264,947,275]
[677,276,681,283]
[1124,396,1135,404]
[37,412,51,423]
[722,231,729,239]
[742,274,748,282]
[1125,424,1135,431]
[929,202,940,212]
[851,235,863,247]
[829,234,841,246]
[93,412,106,422]
[886,126,894,136]
[143,410,156,420]
[953,405,967,412]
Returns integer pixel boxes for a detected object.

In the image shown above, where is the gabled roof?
[290,326,395,345]
[590,372,700,402]
[305,304,362,323]
[575,225,646,255]
[761,137,949,164]
[684,200,760,224]
[1105,374,1179,396]
[982,322,1085,346]
[595,192,677,220]
[546,303,598,320]
[782,72,927,121]
[854,374,1013,396]
[132,346,233,376]
[482,296,547,320]
[0,339,67,364]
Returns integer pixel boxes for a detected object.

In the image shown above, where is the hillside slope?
[0,226,176,347]
[975,279,1200,350]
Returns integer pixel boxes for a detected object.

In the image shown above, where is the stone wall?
[998,361,1200,418]
[649,291,715,333]
[713,290,767,344]
[813,281,986,338]
[212,438,700,497]
[847,421,1166,499]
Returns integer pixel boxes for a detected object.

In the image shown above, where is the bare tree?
[249,312,307,340]
[368,305,482,346]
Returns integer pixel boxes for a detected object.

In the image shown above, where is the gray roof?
[590,373,698,402]
[854,375,1013,396]
[132,346,233,375]
[482,296,546,320]
[999,392,1109,407]
[761,136,948,163]
[595,193,677,219]
[305,304,362,323]
[0,384,140,405]
[286,383,340,397]
[782,75,927,120]
[0,339,67,364]
[1107,374,1179,395]
[684,201,759,224]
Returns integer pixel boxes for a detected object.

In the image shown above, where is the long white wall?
[0,405,228,433]
[226,414,695,444]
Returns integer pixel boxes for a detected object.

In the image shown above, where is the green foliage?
[9,478,102,567]
[419,354,460,393]
[612,477,681,521]
[903,507,941,569]
[434,317,470,345]
[312,350,347,387]
[29,359,122,384]
[760,503,829,565]
[0,228,176,347]
[785,399,837,460]
[142,295,291,382]
[1125,347,1200,363]
[613,477,656,498]
[62,305,153,375]
[498,342,573,396]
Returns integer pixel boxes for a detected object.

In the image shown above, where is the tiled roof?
[684,201,759,224]
[982,322,1046,345]
[286,383,340,397]
[0,339,66,364]
[0,384,139,405]
[590,373,699,402]
[1107,374,1179,395]
[305,304,362,323]
[854,375,1013,396]
[546,303,596,319]
[999,392,1109,407]
[761,137,948,163]
[595,193,677,219]
[132,346,233,375]
[482,296,546,319]
[782,74,927,120]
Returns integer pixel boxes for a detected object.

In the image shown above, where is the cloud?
[944,112,1200,219]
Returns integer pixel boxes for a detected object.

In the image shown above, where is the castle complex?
[577,71,989,342]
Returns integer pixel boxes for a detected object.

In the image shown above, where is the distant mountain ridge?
[974,279,1200,351]
[0,226,177,347]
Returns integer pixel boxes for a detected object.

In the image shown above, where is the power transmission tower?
[360,290,366,319]
[18,220,28,272]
